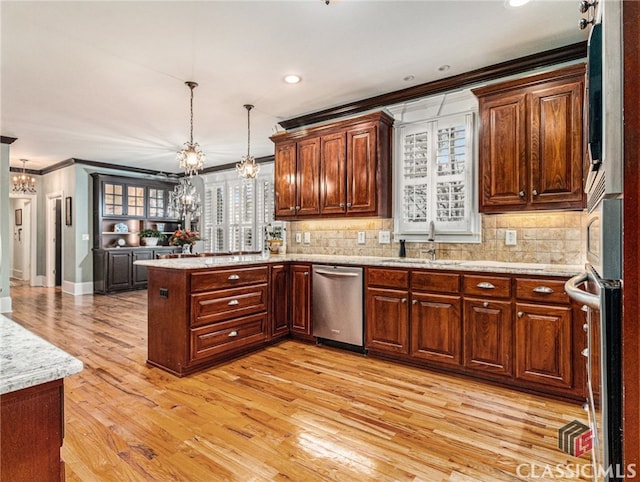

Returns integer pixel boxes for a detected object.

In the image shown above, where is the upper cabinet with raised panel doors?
[472,64,586,213]
[271,111,393,220]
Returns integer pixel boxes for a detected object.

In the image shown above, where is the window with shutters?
[202,164,274,253]
[394,111,480,243]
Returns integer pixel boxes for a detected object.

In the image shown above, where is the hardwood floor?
[6,285,591,481]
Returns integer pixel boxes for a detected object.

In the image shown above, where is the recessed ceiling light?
[403,75,415,82]
[284,74,301,84]
[506,0,531,7]
[438,64,451,72]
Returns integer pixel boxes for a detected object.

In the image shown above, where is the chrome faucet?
[424,220,436,260]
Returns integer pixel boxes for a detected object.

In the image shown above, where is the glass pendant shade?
[170,177,201,220]
[12,159,36,193]
[236,104,260,179]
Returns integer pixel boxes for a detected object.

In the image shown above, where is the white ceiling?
[1,0,587,174]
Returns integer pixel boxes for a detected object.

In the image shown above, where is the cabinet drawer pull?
[483,301,489,308]
[228,299,239,306]
[228,330,238,337]
[227,274,240,280]
[476,282,495,289]
[533,286,554,294]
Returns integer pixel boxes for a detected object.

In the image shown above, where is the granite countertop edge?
[134,253,584,278]
[1,315,83,395]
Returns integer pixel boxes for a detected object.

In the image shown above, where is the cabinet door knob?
[483,301,489,308]
[476,282,495,289]
[583,323,589,332]
[295,205,301,211]
[581,348,589,358]
[289,206,296,211]
[339,203,345,208]
[227,274,240,280]
[518,190,526,198]
[401,298,407,304]
[228,299,239,306]
[532,189,539,196]
[228,330,238,337]
[533,286,554,294]
[517,311,524,318]
[412,299,418,305]
[346,202,352,207]
[304,271,309,276]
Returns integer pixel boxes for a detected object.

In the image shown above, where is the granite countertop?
[1,315,83,395]
[134,253,584,277]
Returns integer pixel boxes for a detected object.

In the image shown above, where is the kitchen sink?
[380,258,460,265]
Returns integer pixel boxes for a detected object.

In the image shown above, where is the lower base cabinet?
[290,264,312,337]
[0,380,65,482]
[463,298,513,378]
[366,287,409,354]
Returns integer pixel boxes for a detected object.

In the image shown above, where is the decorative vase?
[181,244,191,254]
[268,240,282,254]
[141,237,159,247]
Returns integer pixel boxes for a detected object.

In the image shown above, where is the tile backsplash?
[285,211,585,265]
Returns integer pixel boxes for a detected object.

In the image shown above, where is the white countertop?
[135,253,584,277]
[1,315,83,395]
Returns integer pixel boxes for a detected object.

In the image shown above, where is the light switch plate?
[379,231,391,244]
[295,233,302,244]
[304,232,311,244]
[357,232,366,244]
[505,229,517,246]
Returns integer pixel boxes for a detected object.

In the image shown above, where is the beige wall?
[285,211,585,265]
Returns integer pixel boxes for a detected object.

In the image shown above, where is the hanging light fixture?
[176,81,206,176]
[236,104,260,179]
[12,159,36,193]
[169,176,201,220]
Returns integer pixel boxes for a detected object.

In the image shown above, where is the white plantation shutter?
[202,166,274,253]
[395,112,478,240]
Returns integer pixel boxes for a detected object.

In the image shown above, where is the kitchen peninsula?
[138,254,586,402]
[0,315,83,481]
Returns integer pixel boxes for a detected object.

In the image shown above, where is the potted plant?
[139,228,165,247]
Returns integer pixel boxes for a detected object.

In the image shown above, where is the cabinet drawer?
[191,266,269,292]
[463,274,511,298]
[191,284,268,327]
[367,268,409,289]
[411,271,460,293]
[190,313,267,361]
[515,278,569,304]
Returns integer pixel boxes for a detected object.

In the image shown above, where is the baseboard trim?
[62,280,94,296]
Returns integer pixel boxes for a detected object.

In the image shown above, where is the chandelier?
[176,81,206,176]
[236,104,260,179]
[169,177,201,220]
[12,159,36,193]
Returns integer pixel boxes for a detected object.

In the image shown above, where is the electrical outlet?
[357,232,366,244]
[505,229,517,246]
[82,234,90,241]
[295,232,302,244]
[378,231,391,244]
[304,232,311,244]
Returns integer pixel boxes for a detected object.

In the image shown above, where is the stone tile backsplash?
[284,211,585,265]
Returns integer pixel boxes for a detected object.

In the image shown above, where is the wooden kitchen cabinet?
[365,268,409,354]
[290,264,312,337]
[271,111,393,220]
[270,264,290,339]
[473,64,585,213]
[464,298,513,378]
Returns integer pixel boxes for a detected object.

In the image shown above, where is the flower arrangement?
[169,229,200,247]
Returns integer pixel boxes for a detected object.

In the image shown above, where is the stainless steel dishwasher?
[312,265,364,349]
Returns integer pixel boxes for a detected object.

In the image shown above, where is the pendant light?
[176,81,206,176]
[12,159,36,193]
[236,104,260,179]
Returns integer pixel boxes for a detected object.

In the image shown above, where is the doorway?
[45,193,63,287]
[8,195,37,286]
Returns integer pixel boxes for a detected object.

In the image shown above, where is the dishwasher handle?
[565,271,599,310]
[314,269,361,277]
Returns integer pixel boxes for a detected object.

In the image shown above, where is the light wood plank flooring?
[6,284,591,481]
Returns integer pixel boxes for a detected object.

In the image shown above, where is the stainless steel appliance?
[566,267,622,481]
[312,265,364,349]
